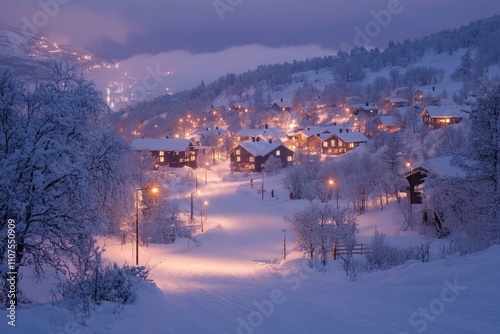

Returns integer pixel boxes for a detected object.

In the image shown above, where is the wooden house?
[422,106,463,130]
[306,128,368,155]
[230,139,294,172]
[131,138,197,168]
[349,103,380,116]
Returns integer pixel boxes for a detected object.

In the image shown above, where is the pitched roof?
[238,140,285,157]
[236,126,285,139]
[131,138,192,152]
[424,106,463,118]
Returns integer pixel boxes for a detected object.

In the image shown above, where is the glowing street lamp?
[328,179,339,210]
[136,186,159,265]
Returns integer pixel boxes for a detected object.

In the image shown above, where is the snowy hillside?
[1,166,499,333]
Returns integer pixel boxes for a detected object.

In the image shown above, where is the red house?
[230,139,294,172]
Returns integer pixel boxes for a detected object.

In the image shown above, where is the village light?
[136,186,159,265]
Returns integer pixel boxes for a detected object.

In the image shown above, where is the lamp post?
[261,170,264,200]
[136,186,158,265]
[282,229,286,260]
[205,162,208,185]
[194,168,198,190]
[201,201,208,232]
[328,179,339,210]
[190,190,198,223]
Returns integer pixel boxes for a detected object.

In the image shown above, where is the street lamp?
[261,169,264,200]
[328,179,339,210]
[136,186,158,265]
[201,201,208,232]
[194,168,198,190]
[282,229,286,261]
[205,162,208,185]
[190,190,198,222]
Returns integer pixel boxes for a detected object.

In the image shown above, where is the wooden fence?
[332,243,372,260]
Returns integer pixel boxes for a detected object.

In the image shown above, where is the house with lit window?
[230,139,294,172]
[131,138,197,168]
[306,128,368,155]
[422,106,463,130]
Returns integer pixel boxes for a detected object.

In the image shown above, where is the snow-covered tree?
[0,65,133,305]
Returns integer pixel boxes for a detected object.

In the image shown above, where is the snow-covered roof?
[351,103,379,110]
[131,138,192,152]
[197,127,229,137]
[236,126,285,139]
[238,140,284,157]
[424,106,463,118]
[312,129,368,143]
[335,129,368,143]
[379,116,396,127]
[389,97,409,103]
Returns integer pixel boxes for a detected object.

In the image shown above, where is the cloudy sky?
[1,0,499,91]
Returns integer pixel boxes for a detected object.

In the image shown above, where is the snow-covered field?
[2,164,499,334]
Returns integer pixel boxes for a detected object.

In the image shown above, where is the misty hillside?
[111,15,500,139]
[0,25,111,80]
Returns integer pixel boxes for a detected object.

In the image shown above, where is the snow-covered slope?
[2,166,498,333]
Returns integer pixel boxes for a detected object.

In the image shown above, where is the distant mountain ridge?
[0,25,111,80]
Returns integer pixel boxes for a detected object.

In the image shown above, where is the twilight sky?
[1,0,499,91]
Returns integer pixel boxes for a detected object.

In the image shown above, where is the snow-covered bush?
[261,155,283,176]
[364,230,432,272]
[57,254,152,324]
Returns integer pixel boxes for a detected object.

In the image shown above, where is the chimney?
[339,129,343,133]
[256,137,260,142]
[165,135,168,139]
[365,102,369,107]
[215,126,219,130]
[281,98,284,103]
[268,139,272,144]
[346,129,349,133]
[432,86,435,92]
[265,124,268,129]
[333,122,337,126]
[252,137,255,142]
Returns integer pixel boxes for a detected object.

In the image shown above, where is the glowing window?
[276,150,281,156]
[287,156,293,162]
[236,149,241,155]
[159,151,164,156]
